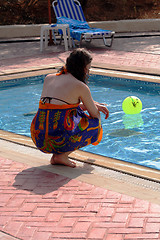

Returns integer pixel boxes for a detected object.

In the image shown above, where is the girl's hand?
[95,102,109,119]
[94,101,108,106]
[98,105,109,119]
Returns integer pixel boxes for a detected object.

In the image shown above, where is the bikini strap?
[41,97,70,105]
[51,97,70,105]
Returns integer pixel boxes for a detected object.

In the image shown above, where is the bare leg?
[50,151,76,168]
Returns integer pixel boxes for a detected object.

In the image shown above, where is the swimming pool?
[0,74,160,170]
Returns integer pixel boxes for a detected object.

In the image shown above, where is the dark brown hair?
[66,48,92,83]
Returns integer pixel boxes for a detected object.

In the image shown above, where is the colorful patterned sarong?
[30,101,103,154]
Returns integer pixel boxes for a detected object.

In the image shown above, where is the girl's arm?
[79,101,109,119]
[79,84,109,120]
[79,102,87,110]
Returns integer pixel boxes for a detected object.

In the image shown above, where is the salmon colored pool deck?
[0,33,160,239]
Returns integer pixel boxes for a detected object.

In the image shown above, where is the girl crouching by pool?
[30,48,109,168]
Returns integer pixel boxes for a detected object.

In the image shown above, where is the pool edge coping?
[0,64,160,83]
[0,129,159,183]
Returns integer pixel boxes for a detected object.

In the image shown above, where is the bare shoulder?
[44,73,56,82]
[63,73,88,90]
[71,77,88,89]
[43,74,57,88]
[77,81,90,93]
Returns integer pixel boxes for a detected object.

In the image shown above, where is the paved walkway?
[0,34,160,76]
[1,156,160,240]
[0,33,160,239]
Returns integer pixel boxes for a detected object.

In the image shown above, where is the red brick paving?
[0,157,160,240]
[0,49,160,73]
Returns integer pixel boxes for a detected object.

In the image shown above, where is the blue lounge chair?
[52,0,115,47]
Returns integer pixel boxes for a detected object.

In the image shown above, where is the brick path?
[0,49,160,73]
[0,35,160,74]
[0,157,160,240]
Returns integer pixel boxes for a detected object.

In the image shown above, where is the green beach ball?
[122,96,142,114]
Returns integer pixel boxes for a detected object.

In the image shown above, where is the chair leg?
[103,35,114,47]
[84,35,92,43]
[59,35,63,45]
[79,35,83,47]
[62,28,68,51]
[44,30,48,48]
[80,35,92,46]
[52,30,57,44]
[40,27,44,52]
[85,39,92,43]
[72,38,76,48]
[67,27,72,49]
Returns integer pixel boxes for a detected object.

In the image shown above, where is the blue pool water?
[0,74,160,170]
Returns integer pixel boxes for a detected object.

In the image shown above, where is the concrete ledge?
[0,24,42,39]
[89,19,160,32]
[0,19,160,39]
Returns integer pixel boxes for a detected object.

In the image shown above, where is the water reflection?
[122,113,144,129]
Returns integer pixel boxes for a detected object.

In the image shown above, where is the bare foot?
[50,154,76,168]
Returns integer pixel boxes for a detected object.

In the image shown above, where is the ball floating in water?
[122,96,142,114]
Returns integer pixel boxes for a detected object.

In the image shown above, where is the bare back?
[41,72,100,119]
[41,73,82,105]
